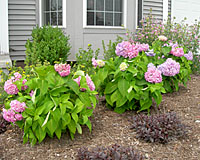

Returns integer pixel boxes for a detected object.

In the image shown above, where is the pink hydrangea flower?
[115,41,132,58]
[170,47,184,57]
[145,67,162,83]
[10,100,26,113]
[15,114,23,121]
[92,58,105,68]
[2,109,16,123]
[54,63,71,77]
[21,79,28,90]
[73,75,95,91]
[92,58,98,67]
[4,79,19,95]
[86,74,95,91]
[73,76,81,86]
[29,90,34,97]
[184,51,193,60]
[157,58,180,76]
[136,43,149,52]
[127,45,139,59]
[14,72,22,80]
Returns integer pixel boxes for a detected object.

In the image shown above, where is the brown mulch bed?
[0,75,200,160]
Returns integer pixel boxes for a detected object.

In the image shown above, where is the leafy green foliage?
[25,25,71,65]
[102,36,123,60]
[75,44,99,75]
[93,55,166,114]
[6,65,97,146]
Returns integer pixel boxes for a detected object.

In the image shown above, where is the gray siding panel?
[8,0,37,60]
[143,0,163,21]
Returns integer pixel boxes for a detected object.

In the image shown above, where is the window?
[137,0,143,28]
[40,0,66,27]
[86,0,125,27]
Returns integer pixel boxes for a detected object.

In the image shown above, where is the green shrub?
[75,44,99,75]
[102,36,123,60]
[25,25,71,65]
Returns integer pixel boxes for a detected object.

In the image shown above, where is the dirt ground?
[0,75,200,160]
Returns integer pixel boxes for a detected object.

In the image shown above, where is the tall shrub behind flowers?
[3,64,97,146]
[92,41,166,113]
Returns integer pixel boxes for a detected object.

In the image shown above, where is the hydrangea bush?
[93,35,193,113]
[3,65,97,146]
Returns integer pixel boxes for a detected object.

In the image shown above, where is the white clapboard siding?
[143,0,163,21]
[8,0,37,60]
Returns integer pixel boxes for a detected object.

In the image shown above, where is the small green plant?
[102,36,123,60]
[25,25,71,65]
[75,44,99,75]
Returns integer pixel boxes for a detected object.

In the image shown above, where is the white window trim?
[39,0,66,28]
[0,0,9,54]
[83,0,127,29]
[163,0,168,23]
[136,0,143,29]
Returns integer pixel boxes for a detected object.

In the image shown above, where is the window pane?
[58,0,62,11]
[115,0,122,12]
[96,0,104,11]
[51,12,57,25]
[105,13,113,26]
[114,13,122,26]
[58,12,62,25]
[105,0,113,11]
[44,13,50,25]
[87,12,94,25]
[87,0,94,10]
[44,0,50,11]
[96,12,104,25]
[51,0,57,11]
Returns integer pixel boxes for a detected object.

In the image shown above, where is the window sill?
[83,26,126,29]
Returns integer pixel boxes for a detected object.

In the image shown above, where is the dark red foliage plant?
[77,144,144,160]
[130,112,189,143]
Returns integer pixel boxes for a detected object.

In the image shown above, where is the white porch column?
[0,0,12,77]
[0,0,9,54]
[163,0,169,22]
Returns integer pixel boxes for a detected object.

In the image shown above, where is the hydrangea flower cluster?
[115,41,139,59]
[119,62,129,71]
[145,63,162,83]
[136,43,149,52]
[158,35,168,41]
[92,58,105,68]
[4,72,28,95]
[54,63,71,77]
[170,47,184,57]
[145,49,156,56]
[74,74,95,91]
[4,80,19,95]
[29,90,34,97]
[3,100,27,123]
[184,51,193,60]
[157,58,180,76]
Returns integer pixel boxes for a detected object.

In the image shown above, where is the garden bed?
[0,75,200,160]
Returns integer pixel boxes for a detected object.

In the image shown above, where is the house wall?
[65,0,136,60]
[7,0,170,61]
